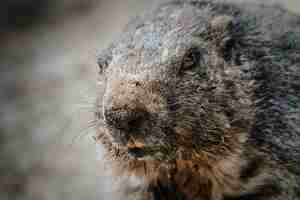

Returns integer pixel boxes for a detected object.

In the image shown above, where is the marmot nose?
[104,103,147,131]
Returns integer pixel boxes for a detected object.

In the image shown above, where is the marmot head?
[95,1,256,189]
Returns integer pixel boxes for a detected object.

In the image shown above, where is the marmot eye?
[179,47,202,73]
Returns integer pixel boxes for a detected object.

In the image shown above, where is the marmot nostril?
[104,106,147,131]
[134,81,141,87]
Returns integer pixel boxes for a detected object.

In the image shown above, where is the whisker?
[69,122,98,147]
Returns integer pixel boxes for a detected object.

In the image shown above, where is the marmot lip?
[127,140,145,148]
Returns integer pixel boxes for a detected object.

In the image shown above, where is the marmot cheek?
[145,93,169,119]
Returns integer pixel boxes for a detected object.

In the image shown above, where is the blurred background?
[0,0,299,200]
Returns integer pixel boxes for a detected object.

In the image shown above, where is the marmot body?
[95,1,300,199]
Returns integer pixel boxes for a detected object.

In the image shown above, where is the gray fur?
[95,1,300,199]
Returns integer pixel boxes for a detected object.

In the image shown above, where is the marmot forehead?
[107,3,209,69]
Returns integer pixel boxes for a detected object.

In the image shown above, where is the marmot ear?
[206,15,242,62]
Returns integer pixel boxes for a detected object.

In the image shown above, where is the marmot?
[95,1,300,199]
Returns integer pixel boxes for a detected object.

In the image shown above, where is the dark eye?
[179,47,202,74]
[97,57,109,74]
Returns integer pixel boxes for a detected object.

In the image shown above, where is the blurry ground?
[0,0,299,200]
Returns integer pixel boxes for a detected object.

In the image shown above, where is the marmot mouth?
[127,140,146,158]
[128,147,145,158]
